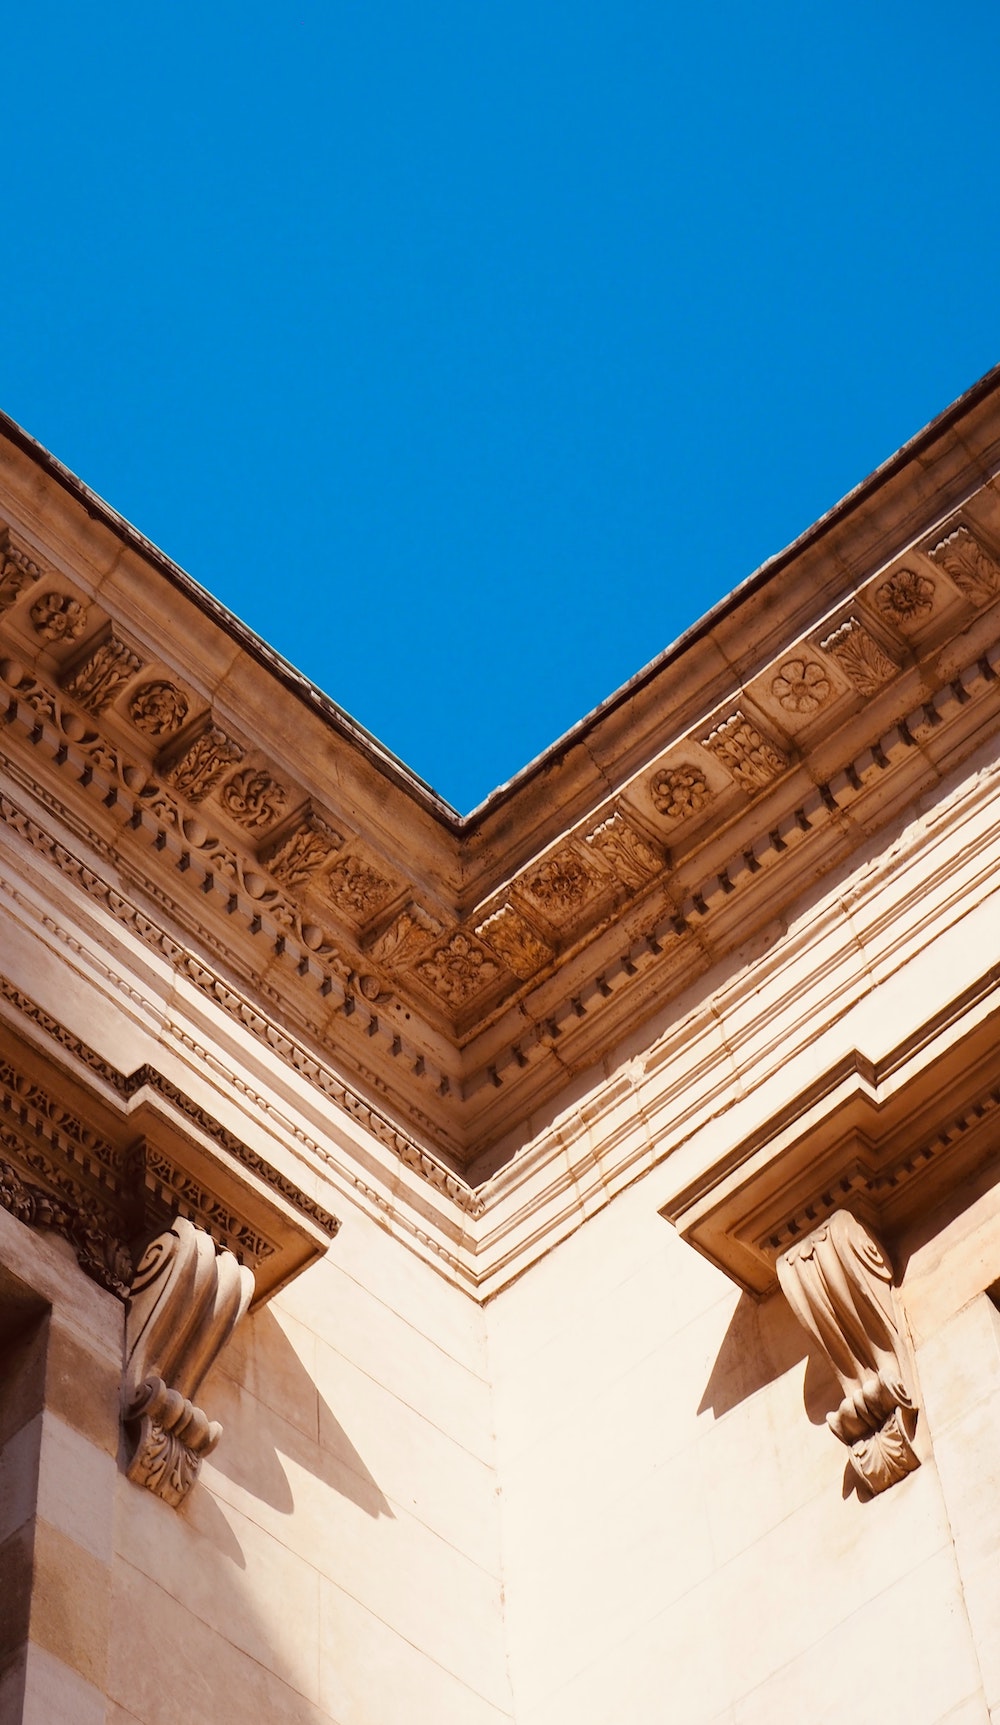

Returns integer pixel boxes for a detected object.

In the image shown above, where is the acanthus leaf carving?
[0,531,42,611]
[262,809,344,888]
[820,618,899,696]
[776,1209,920,1495]
[584,812,662,890]
[369,903,442,969]
[164,723,246,802]
[701,712,789,791]
[61,628,145,714]
[928,525,1000,608]
[123,1216,254,1508]
[476,904,553,980]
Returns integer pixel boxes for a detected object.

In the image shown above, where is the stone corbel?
[123,1216,254,1508]
[777,1209,920,1495]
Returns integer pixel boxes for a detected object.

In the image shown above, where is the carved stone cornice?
[123,1217,253,1506]
[3,378,1000,1170]
[777,1210,920,1495]
[0,1005,339,1304]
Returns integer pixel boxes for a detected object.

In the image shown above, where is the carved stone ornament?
[0,533,42,611]
[165,723,246,802]
[819,618,899,696]
[928,525,1000,608]
[776,1209,920,1496]
[324,854,395,920]
[369,903,442,969]
[416,932,500,1006]
[702,712,789,791]
[123,1217,254,1508]
[769,658,832,716]
[476,904,553,979]
[649,764,709,821]
[522,845,605,920]
[62,629,145,714]
[29,591,88,644]
[220,767,288,832]
[128,679,190,738]
[585,812,661,890]
[262,810,344,888]
[875,568,935,624]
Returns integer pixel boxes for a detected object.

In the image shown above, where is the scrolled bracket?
[123,1216,253,1507]
[777,1208,920,1495]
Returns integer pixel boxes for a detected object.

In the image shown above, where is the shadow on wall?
[204,1305,394,1524]
[698,1286,841,1429]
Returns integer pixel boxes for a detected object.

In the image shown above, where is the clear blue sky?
[3,5,997,812]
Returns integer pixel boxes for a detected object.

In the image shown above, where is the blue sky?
[2,5,997,811]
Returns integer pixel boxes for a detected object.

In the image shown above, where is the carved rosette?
[129,679,190,737]
[521,844,606,923]
[416,932,500,1006]
[777,1209,920,1495]
[649,764,709,822]
[928,525,1000,608]
[123,1217,253,1508]
[701,712,789,791]
[769,658,832,716]
[30,591,89,643]
[324,855,395,921]
[875,569,935,625]
[819,618,899,696]
[220,767,287,832]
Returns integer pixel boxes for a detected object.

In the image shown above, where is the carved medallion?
[769,658,832,716]
[928,525,1000,607]
[875,568,935,623]
[649,764,709,821]
[324,854,395,920]
[61,629,145,714]
[219,768,288,832]
[416,932,500,1006]
[585,812,662,890]
[165,724,245,802]
[477,904,553,979]
[29,591,88,644]
[701,712,789,791]
[262,810,344,888]
[128,679,190,737]
[521,845,606,921]
[819,618,899,696]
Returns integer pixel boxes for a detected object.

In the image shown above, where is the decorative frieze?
[164,723,246,801]
[875,569,935,624]
[220,766,288,832]
[262,809,344,888]
[477,904,553,979]
[61,627,145,714]
[417,932,499,1007]
[128,679,190,737]
[585,812,661,891]
[122,1217,254,1507]
[30,591,88,644]
[820,618,899,696]
[776,1210,919,1496]
[701,712,789,791]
